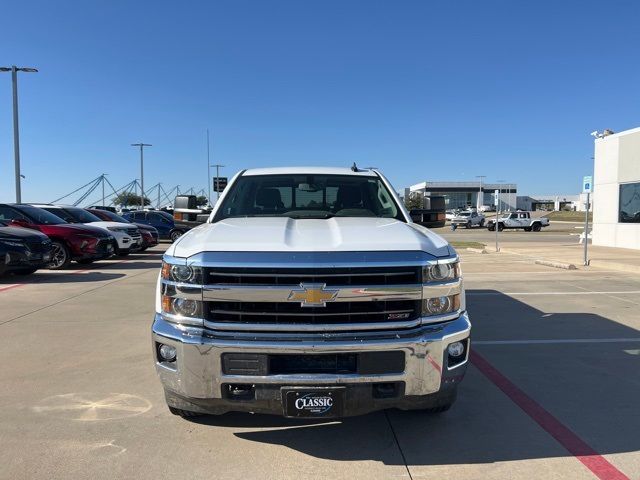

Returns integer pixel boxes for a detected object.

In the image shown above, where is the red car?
[0,204,116,269]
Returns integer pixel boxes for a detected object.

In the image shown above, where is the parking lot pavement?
[0,247,638,480]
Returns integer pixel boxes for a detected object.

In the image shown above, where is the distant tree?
[404,193,424,210]
[196,195,208,206]
[114,192,151,207]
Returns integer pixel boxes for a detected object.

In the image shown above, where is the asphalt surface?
[0,243,638,480]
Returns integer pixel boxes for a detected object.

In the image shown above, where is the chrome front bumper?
[152,312,471,400]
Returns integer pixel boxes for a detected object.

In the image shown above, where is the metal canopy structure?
[50,176,201,209]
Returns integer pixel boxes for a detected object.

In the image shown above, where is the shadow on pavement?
[0,271,126,284]
[218,290,639,466]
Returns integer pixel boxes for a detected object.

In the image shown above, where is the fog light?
[159,344,177,362]
[448,341,465,357]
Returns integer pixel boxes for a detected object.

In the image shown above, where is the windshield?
[56,207,103,223]
[19,206,68,225]
[95,210,130,223]
[214,174,402,221]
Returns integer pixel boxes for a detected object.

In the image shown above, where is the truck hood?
[168,217,452,258]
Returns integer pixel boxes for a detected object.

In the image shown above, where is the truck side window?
[510,213,518,219]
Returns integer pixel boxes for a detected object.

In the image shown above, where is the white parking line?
[475,338,640,345]
[467,290,640,296]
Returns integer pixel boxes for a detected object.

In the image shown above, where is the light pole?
[1,66,38,203]
[131,143,152,209]
[211,164,225,201]
[495,180,505,252]
[206,129,211,206]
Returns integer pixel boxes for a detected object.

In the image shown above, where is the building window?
[619,183,640,223]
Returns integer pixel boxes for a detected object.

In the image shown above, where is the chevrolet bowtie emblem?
[288,283,339,307]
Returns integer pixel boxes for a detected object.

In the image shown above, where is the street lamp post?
[1,66,38,203]
[131,143,152,209]
[206,130,211,206]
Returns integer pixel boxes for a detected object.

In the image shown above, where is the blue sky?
[1,0,639,203]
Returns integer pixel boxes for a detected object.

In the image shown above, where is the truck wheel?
[497,223,504,232]
[532,223,541,232]
[524,227,532,232]
[480,219,485,228]
[465,221,471,229]
[488,225,495,231]
[168,406,203,418]
[48,241,72,270]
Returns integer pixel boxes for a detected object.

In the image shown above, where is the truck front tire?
[532,223,541,232]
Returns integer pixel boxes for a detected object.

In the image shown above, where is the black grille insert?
[221,351,405,375]
[207,300,421,325]
[205,266,421,286]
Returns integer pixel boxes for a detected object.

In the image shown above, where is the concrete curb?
[534,259,577,270]
[466,247,487,254]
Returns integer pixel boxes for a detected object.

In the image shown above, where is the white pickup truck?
[153,166,470,419]
[487,211,550,232]
[451,210,485,228]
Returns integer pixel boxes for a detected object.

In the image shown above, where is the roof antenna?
[351,162,359,172]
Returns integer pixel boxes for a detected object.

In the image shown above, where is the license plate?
[283,387,344,418]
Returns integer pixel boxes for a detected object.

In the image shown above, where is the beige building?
[592,127,640,250]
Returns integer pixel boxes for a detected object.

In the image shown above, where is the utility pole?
[131,143,152,209]
[1,66,38,203]
[211,164,225,201]
[206,129,211,206]
[101,174,106,206]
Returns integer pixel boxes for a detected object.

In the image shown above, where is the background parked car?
[31,204,142,256]
[0,204,115,269]
[0,220,53,276]
[123,210,190,242]
[87,208,159,251]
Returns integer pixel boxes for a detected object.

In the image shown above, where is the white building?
[592,127,640,250]
[516,193,590,212]
[409,181,517,211]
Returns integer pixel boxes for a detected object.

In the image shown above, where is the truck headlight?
[423,294,460,316]
[423,262,460,282]
[161,261,203,284]
[161,295,202,319]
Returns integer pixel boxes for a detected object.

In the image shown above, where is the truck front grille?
[207,300,421,325]
[202,266,423,332]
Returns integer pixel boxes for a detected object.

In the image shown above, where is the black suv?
[0,220,53,276]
